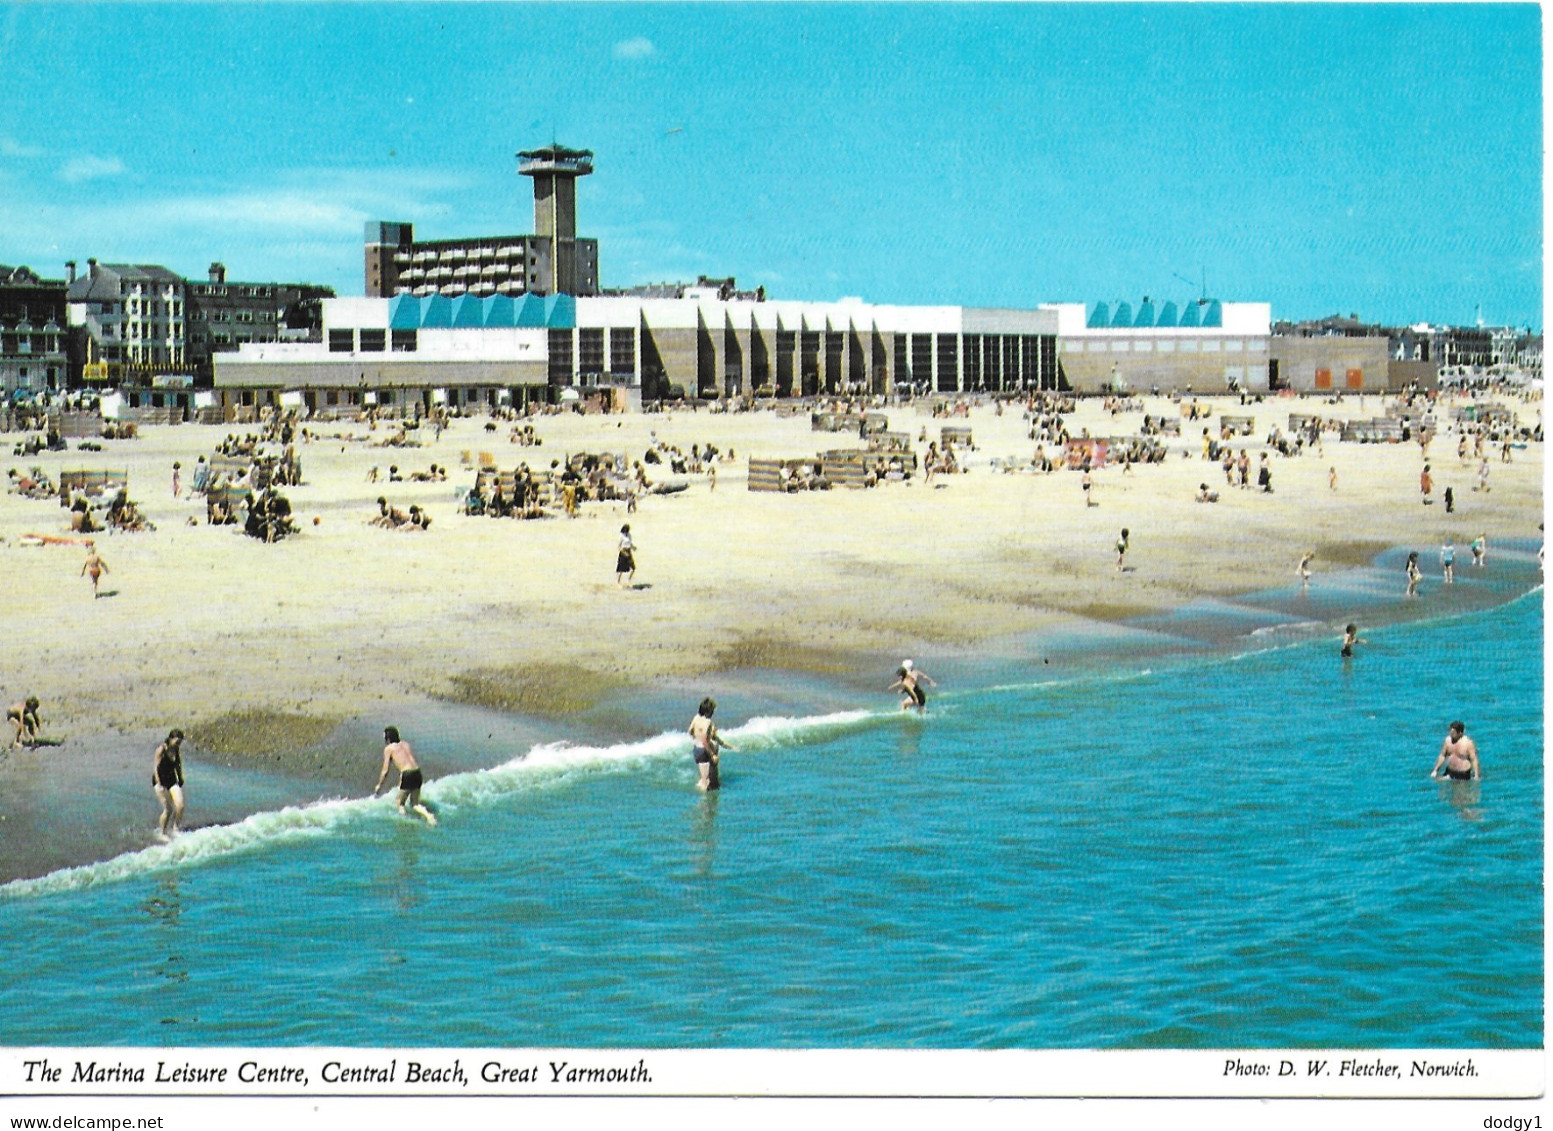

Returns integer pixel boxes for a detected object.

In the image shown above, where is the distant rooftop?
[518,145,594,176]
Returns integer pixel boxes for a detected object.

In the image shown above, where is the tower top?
[518,145,594,177]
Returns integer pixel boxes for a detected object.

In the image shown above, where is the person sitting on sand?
[888,659,937,713]
[372,496,410,529]
[688,697,735,791]
[7,696,41,747]
[374,725,437,824]
[152,729,186,839]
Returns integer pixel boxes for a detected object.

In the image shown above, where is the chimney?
[87,258,98,278]
[209,262,226,284]
[65,260,76,284]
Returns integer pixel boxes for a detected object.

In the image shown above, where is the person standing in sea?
[1440,538,1456,584]
[1296,552,1314,586]
[1405,551,1422,598]
[1430,720,1480,782]
[374,726,437,825]
[688,698,734,791]
[1340,623,1365,660]
[152,729,186,840]
[889,659,937,713]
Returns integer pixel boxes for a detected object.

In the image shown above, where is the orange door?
[1345,368,1363,389]
[1315,368,1332,389]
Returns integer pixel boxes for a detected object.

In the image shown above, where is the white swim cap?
[902,659,913,670]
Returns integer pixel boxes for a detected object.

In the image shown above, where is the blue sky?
[0,3,1541,328]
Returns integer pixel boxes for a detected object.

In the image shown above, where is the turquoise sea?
[0,544,1542,1049]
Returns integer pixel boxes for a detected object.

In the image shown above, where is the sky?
[0,3,1542,329]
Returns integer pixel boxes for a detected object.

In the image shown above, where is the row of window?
[191,286,276,299]
[0,335,64,354]
[329,329,419,353]
[126,299,184,317]
[191,309,272,324]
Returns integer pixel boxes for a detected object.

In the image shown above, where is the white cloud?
[613,37,655,60]
[59,155,125,184]
[1,138,45,159]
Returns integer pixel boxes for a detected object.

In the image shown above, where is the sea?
[0,542,1542,1050]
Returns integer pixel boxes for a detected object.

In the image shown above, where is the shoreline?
[1,391,1541,882]
[1,541,1540,889]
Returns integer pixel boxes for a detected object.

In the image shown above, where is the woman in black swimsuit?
[152,729,186,839]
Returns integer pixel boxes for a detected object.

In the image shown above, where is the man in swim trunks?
[888,659,937,713]
[1430,720,1480,782]
[688,697,735,791]
[152,729,186,839]
[8,696,41,747]
[374,726,437,824]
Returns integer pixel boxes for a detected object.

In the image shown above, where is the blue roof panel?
[450,294,485,328]
[1087,302,1110,329]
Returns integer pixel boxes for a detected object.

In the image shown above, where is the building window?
[359,329,386,352]
[391,329,417,352]
[329,329,354,353]
[578,328,605,376]
[609,327,635,375]
[911,334,932,387]
[936,334,958,393]
[549,327,574,383]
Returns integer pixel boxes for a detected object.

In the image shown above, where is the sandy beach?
[0,391,1542,836]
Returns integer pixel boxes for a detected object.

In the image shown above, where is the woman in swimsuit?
[1405,551,1422,598]
[152,729,186,839]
